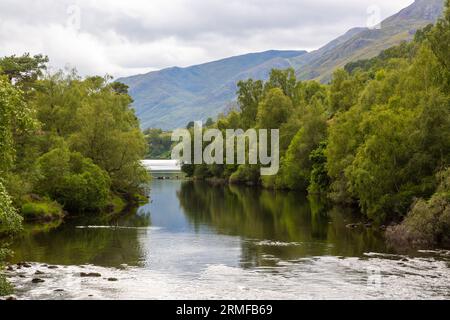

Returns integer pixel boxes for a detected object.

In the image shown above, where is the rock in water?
[80,272,102,277]
[32,278,45,283]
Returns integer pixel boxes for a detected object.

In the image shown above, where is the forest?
[0,56,148,294]
[182,2,450,248]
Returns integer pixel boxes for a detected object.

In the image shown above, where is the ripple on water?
[4,254,450,300]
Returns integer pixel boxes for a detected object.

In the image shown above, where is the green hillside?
[293,0,444,82]
[118,50,305,130]
[120,0,444,130]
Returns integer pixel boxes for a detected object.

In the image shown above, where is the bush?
[229,165,260,185]
[193,164,212,179]
[387,169,450,248]
[0,181,22,297]
[21,197,64,221]
[0,274,13,296]
[37,148,111,213]
[0,181,22,235]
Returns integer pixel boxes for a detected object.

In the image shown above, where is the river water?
[5,179,450,300]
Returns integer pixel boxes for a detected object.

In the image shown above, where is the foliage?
[387,168,450,247]
[237,79,263,129]
[1,61,149,216]
[28,73,149,196]
[256,88,293,129]
[308,142,330,194]
[144,128,173,159]
[0,53,48,90]
[0,76,36,173]
[21,197,64,222]
[36,148,111,212]
[0,274,13,296]
[185,1,450,239]
[0,181,23,235]
[277,101,328,190]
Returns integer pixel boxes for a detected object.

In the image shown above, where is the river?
[4,177,450,300]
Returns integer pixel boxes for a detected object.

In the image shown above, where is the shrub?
[229,165,260,184]
[21,197,64,221]
[37,148,111,213]
[387,169,450,248]
[0,181,22,297]
[0,181,22,234]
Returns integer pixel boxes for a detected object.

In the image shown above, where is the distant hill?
[118,50,305,130]
[293,0,444,82]
[119,0,444,130]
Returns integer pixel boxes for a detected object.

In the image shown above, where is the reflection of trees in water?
[177,181,387,267]
[11,207,151,267]
[325,207,388,256]
[178,181,328,242]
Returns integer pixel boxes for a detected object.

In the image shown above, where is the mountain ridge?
[293,0,444,81]
[119,0,445,130]
[118,50,306,129]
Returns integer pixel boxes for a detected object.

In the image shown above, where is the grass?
[0,273,13,296]
[20,196,65,222]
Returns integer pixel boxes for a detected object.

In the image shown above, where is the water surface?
[6,180,450,300]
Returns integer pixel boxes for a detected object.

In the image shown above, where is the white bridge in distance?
[141,160,182,173]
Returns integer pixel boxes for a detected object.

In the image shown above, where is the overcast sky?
[0,0,414,78]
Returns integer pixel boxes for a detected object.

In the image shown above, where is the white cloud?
[0,0,414,78]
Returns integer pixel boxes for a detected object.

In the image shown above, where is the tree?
[0,53,48,90]
[279,101,328,190]
[309,141,330,194]
[111,81,130,95]
[36,148,111,212]
[264,68,297,98]
[237,79,263,129]
[67,76,149,194]
[257,88,293,129]
[329,69,366,114]
[428,0,450,88]
[144,128,173,159]
[0,180,22,295]
[0,181,22,235]
[205,117,214,127]
[0,76,36,172]
[186,121,195,129]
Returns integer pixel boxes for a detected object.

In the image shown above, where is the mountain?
[293,0,444,82]
[118,50,306,130]
[119,0,444,130]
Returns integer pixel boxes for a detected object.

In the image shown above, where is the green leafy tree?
[257,88,293,129]
[144,128,173,159]
[40,75,150,194]
[0,180,22,295]
[428,0,450,89]
[279,101,328,190]
[111,81,130,95]
[237,79,263,129]
[0,76,36,172]
[36,148,111,212]
[329,69,366,114]
[0,53,48,91]
[309,141,330,194]
[264,68,297,98]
